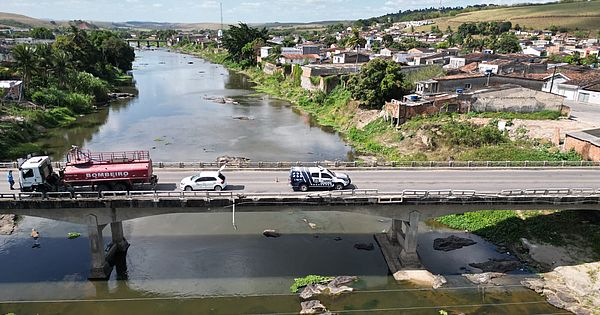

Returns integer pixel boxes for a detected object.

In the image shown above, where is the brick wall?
[565,136,600,161]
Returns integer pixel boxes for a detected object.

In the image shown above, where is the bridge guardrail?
[1,188,599,201]
[2,160,600,170]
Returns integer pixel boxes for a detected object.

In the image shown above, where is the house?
[299,45,320,55]
[279,54,320,65]
[260,47,272,59]
[300,63,362,92]
[281,47,302,55]
[332,52,370,64]
[0,80,24,101]
[542,67,600,104]
[380,48,399,57]
[382,94,464,126]
[407,47,435,54]
[522,46,546,57]
[565,129,600,161]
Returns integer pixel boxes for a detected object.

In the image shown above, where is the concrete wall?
[437,76,544,93]
[565,136,600,161]
[471,88,564,113]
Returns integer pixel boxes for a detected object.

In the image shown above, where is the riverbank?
[178,45,581,163]
[436,210,600,313]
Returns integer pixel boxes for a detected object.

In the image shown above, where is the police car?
[289,166,351,192]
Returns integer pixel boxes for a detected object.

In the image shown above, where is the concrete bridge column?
[386,210,421,268]
[110,221,129,252]
[399,211,420,267]
[87,215,111,280]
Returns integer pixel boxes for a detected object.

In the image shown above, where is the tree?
[323,35,337,47]
[30,27,55,39]
[221,23,268,65]
[347,58,406,108]
[382,34,394,47]
[494,32,521,53]
[11,44,38,88]
[346,28,366,67]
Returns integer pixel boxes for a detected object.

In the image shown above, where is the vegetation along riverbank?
[0,26,134,160]
[179,39,579,163]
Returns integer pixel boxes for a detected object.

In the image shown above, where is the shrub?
[64,93,93,114]
[68,72,110,103]
[31,87,66,107]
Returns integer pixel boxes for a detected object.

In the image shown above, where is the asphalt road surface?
[1,168,599,194]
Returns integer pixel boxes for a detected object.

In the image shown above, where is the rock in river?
[262,229,281,238]
[300,300,327,315]
[463,272,505,285]
[469,259,521,273]
[433,235,477,251]
[354,243,374,251]
[393,270,447,289]
[299,276,357,299]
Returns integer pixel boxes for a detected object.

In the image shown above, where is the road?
[1,168,599,194]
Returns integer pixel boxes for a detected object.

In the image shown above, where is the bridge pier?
[87,215,130,280]
[376,210,421,273]
[87,215,111,280]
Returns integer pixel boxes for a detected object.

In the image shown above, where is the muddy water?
[36,49,354,162]
[0,211,561,314]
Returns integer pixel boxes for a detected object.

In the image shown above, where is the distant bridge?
[2,187,599,279]
[125,38,168,48]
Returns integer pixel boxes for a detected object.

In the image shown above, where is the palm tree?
[51,49,72,88]
[346,28,366,69]
[12,44,37,89]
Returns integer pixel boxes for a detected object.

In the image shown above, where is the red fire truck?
[18,147,158,192]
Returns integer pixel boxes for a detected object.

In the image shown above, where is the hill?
[0,12,55,28]
[425,1,600,32]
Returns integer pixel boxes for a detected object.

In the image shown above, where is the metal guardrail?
[1,160,600,169]
[1,188,599,201]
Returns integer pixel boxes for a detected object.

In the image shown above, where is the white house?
[522,46,546,57]
[260,47,272,59]
[447,57,466,69]
[279,54,320,65]
[542,69,600,104]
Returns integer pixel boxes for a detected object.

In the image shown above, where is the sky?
[1,0,554,24]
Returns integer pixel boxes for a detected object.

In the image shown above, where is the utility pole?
[549,64,557,94]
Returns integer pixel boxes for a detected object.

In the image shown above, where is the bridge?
[1,167,599,279]
[125,38,168,48]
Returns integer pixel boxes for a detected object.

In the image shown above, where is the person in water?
[31,228,40,248]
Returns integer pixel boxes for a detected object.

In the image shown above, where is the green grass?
[290,275,335,293]
[436,210,600,260]
[467,110,562,120]
[426,0,600,32]
[459,142,581,161]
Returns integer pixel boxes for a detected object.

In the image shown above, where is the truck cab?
[289,166,351,192]
[18,156,58,192]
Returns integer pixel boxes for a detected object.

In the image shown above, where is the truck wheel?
[334,183,344,190]
[299,183,309,192]
[184,186,193,192]
[213,185,222,191]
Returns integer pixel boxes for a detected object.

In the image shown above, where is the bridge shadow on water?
[0,233,389,283]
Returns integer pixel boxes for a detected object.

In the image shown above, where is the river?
[36,49,354,162]
[0,50,561,314]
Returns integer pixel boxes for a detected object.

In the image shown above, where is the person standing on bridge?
[7,170,15,190]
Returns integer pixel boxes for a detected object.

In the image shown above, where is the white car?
[180,167,227,191]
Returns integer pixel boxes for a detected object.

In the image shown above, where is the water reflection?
[36,50,354,162]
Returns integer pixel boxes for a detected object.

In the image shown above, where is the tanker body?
[18,147,158,192]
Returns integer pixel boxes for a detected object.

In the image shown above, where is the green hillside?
[426,1,600,32]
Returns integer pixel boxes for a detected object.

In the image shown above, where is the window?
[22,169,34,178]
[465,83,472,89]
[311,173,320,178]
[321,173,332,179]
[218,173,226,181]
[196,177,214,182]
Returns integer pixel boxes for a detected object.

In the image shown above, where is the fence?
[1,188,599,201]
[1,160,600,169]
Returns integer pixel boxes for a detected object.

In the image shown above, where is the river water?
[0,50,561,314]
[36,49,353,162]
